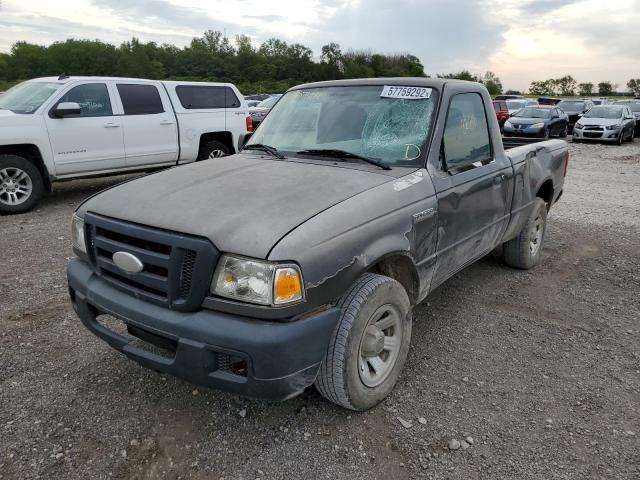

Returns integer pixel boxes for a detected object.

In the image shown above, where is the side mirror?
[53,102,81,118]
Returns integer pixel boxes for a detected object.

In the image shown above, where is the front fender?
[268,169,438,307]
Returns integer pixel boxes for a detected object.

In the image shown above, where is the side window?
[442,93,492,172]
[117,84,164,115]
[175,86,240,109]
[56,83,112,117]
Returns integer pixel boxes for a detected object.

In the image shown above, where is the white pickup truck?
[0,76,252,214]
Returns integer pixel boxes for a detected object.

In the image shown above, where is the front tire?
[198,140,231,160]
[503,197,548,269]
[0,155,44,215]
[315,273,412,411]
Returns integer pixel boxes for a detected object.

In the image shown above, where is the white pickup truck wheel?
[0,155,44,215]
[315,273,412,411]
[199,140,231,160]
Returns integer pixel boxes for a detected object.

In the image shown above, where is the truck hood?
[78,154,394,258]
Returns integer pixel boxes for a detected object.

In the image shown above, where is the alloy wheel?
[0,167,33,206]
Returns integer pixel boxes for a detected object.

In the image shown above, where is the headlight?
[574,122,583,129]
[606,124,620,130]
[211,255,304,306]
[71,214,86,254]
[530,122,545,129]
[504,120,512,128]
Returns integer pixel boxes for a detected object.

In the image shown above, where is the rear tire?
[559,124,568,138]
[315,273,412,411]
[0,154,45,215]
[503,198,548,270]
[198,140,231,160]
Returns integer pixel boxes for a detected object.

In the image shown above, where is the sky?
[0,0,638,91]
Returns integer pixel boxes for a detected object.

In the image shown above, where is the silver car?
[572,105,636,144]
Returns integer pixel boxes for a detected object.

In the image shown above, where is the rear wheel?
[559,124,568,138]
[0,155,44,215]
[198,140,231,160]
[503,198,547,270]
[315,273,412,411]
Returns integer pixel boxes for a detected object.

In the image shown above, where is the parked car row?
[495,95,638,144]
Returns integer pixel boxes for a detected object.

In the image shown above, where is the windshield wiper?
[296,149,391,170]
[243,143,286,159]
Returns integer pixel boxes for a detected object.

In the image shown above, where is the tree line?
[0,32,426,93]
[529,75,640,97]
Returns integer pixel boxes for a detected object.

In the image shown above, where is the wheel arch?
[198,131,235,158]
[535,178,554,209]
[0,144,51,191]
[367,251,420,306]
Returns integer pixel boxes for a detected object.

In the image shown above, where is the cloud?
[304,0,506,74]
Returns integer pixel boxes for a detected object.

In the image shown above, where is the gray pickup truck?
[67,78,568,411]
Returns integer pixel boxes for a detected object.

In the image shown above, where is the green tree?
[578,82,594,96]
[483,71,503,95]
[598,81,613,96]
[556,75,576,96]
[626,79,640,96]
[438,70,479,81]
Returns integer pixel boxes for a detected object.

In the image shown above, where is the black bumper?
[67,259,341,401]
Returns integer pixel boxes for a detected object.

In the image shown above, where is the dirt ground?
[0,140,639,479]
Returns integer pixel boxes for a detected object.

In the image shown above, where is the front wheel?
[503,197,548,269]
[315,273,412,411]
[617,131,624,145]
[0,155,45,215]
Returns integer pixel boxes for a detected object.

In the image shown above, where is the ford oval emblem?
[112,251,144,274]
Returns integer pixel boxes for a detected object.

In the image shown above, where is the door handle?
[160,120,175,125]
[104,123,120,128]
[493,174,506,185]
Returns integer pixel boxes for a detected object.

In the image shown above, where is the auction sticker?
[381,85,431,99]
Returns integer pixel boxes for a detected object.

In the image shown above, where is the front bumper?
[503,125,546,138]
[572,127,621,142]
[67,259,340,401]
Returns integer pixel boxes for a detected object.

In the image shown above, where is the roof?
[29,76,235,87]
[288,77,478,92]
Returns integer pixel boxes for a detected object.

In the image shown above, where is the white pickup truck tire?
[0,155,45,215]
[503,197,547,269]
[315,273,412,411]
[198,140,231,160]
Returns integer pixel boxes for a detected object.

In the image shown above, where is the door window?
[117,84,165,115]
[175,86,240,109]
[442,93,492,172]
[56,83,112,117]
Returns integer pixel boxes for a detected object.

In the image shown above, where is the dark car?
[67,78,568,410]
[493,100,509,130]
[495,94,524,100]
[503,106,568,138]
[614,100,640,134]
[557,100,594,132]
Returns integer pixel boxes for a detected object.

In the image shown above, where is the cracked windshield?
[246,85,438,167]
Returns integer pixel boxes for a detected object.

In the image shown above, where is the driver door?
[45,82,125,175]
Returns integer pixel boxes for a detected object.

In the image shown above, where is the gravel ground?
[1,140,639,479]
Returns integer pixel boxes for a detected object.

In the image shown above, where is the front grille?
[85,213,218,312]
[584,131,603,138]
